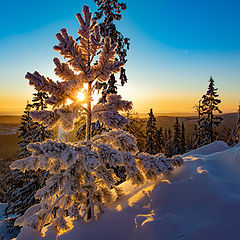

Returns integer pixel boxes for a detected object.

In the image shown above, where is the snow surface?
[16,141,240,240]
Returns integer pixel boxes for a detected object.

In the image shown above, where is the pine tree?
[145,109,158,154]
[17,102,33,158]
[180,122,186,154]
[229,104,240,146]
[155,127,165,153]
[94,0,130,103]
[18,92,52,158]
[124,111,146,152]
[77,0,129,137]
[193,99,204,148]
[186,134,193,152]
[3,92,52,218]
[10,6,183,234]
[164,129,174,157]
[173,117,181,154]
[201,76,222,143]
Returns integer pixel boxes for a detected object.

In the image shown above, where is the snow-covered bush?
[10,5,183,235]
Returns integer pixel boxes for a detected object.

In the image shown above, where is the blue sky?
[0,0,239,114]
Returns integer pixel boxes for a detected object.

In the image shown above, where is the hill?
[16,142,240,240]
[0,115,21,124]
[141,113,238,142]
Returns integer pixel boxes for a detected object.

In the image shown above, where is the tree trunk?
[210,111,213,142]
[86,82,92,141]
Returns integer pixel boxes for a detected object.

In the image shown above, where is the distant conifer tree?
[181,122,186,154]
[173,117,181,154]
[17,102,34,158]
[145,109,158,154]
[186,134,193,152]
[193,99,204,148]
[229,104,240,146]
[164,129,174,157]
[124,111,146,152]
[164,129,168,142]
[155,127,165,153]
[3,92,52,218]
[201,76,222,143]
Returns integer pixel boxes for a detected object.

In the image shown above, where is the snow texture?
[15,141,240,240]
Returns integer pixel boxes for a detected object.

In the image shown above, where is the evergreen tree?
[145,109,158,154]
[31,91,48,110]
[173,117,181,154]
[164,129,168,143]
[186,134,193,152]
[164,129,174,157]
[193,99,204,148]
[17,102,33,158]
[181,122,186,154]
[155,127,165,153]
[18,93,52,158]
[229,104,240,146]
[124,111,146,152]
[93,0,130,103]
[201,76,222,143]
[10,6,183,234]
[3,92,52,218]
[77,0,129,136]
[168,129,172,141]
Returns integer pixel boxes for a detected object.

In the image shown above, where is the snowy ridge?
[17,142,240,240]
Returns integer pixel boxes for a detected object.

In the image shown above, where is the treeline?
[127,77,240,157]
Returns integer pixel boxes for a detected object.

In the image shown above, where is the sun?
[77,91,85,101]
[66,83,102,106]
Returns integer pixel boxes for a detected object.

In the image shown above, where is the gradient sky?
[0,0,239,115]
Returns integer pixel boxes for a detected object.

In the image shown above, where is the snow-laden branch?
[92,94,132,129]
[10,133,184,233]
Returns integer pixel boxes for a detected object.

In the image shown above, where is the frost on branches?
[10,5,184,235]
[11,132,183,233]
[25,5,125,134]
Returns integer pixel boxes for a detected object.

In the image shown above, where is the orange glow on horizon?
[0,92,238,116]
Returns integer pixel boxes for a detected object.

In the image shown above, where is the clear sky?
[0,0,239,115]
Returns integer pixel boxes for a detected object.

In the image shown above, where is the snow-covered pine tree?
[155,127,165,153]
[164,129,175,157]
[229,104,240,146]
[192,99,204,148]
[10,6,183,234]
[30,91,53,143]
[124,111,146,152]
[77,0,129,138]
[180,122,186,154]
[201,76,222,143]
[185,134,193,152]
[18,92,52,158]
[3,92,52,218]
[145,109,158,155]
[17,102,33,158]
[94,0,129,103]
[173,117,181,154]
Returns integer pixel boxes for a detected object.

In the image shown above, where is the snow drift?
[17,141,240,240]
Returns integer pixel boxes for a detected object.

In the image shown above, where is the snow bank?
[17,142,240,240]
[183,140,229,156]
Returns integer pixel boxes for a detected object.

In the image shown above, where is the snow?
[15,141,240,240]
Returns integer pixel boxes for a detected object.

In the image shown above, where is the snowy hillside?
[16,141,240,240]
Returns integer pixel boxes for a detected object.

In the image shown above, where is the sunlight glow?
[128,184,155,207]
[77,83,101,105]
[66,83,102,107]
[135,210,155,228]
[66,99,73,105]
